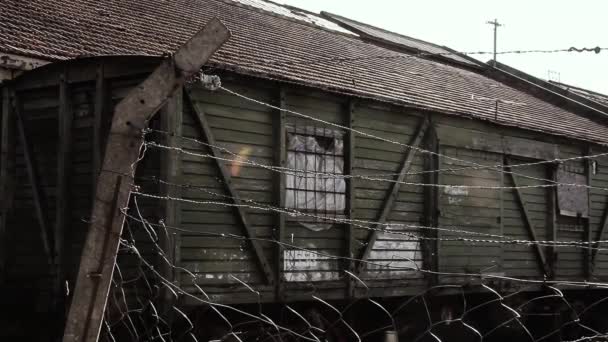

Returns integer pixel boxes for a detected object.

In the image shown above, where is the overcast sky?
[273,0,608,95]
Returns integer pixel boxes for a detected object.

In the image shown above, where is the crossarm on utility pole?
[62,18,230,342]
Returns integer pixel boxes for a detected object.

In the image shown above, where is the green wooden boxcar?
[2,56,608,340]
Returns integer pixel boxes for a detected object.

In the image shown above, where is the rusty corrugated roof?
[2,0,608,144]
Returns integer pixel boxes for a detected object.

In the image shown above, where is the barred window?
[285,125,345,231]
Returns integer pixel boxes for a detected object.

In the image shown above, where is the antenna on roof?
[486,19,503,67]
[548,70,561,83]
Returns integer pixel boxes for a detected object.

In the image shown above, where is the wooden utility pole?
[62,18,230,342]
[486,18,502,67]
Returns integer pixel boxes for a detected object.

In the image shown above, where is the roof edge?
[549,80,608,100]
[216,0,358,38]
[320,11,484,69]
[488,60,608,123]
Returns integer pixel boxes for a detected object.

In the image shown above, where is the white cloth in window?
[286,133,345,231]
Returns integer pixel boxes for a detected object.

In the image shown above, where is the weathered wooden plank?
[0,87,15,280]
[499,158,505,273]
[15,93,55,266]
[505,159,551,278]
[356,117,430,274]
[435,124,558,160]
[186,89,275,285]
[55,72,73,316]
[62,19,231,342]
[546,165,557,279]
[92,62,105,194]
[159,86,183,309]
[274,86,286,300]
[345,99,356,297]
[423,121,439,284]
[585,147,593,278]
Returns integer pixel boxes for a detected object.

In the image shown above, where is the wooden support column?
[15,93,55,265]
[56,71,73,281]
[0,87,15,280]
[422,120,439,285]
[54,72,73,323]
[62,20,230,342]
[274,86,286,300]
[356,117,430,274]
[505,159,551,278]
[546,164,557,279]
[345,99,356,297]
[187,91,275,285]
[159,86,183,308]
[92,62,105,193]
[585,146,593,278]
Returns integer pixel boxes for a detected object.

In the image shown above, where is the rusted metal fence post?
[62,19,230,342]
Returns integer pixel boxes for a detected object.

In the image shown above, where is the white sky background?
[272,0,608,94]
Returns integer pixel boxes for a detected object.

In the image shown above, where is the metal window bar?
[285,122,346,223]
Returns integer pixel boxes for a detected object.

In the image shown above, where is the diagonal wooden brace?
[62,19,230,342]
[356,117,430,274]
[505,159,552,278]
[187,90,275,285]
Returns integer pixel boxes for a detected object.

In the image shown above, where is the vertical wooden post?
[434,129,442,283]
[498,154,505,273]
[92,62,105,194]
[345,99,356,297]
[274,86,287,300]
[423,119,439,285]
[55,71,73,326]
[585,146,593,278]
[159,86,183,309]
[0,87,15,280]
[547,164,557,279]
[62,20,230,342]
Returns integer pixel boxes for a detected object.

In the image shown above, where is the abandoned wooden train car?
[3,54,608,339]
[3,0,608,340]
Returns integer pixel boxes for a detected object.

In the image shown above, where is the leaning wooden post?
[62,19,230,342]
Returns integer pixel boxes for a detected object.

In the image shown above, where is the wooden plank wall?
[4,58,607,315]
[281,87,345,295]
[554,145,586,280]
[352,103,426,289]
[182,81,277,302]
[436,143,502,281]
[182,80,431,302]
[0,58,162,339]
[503,157,548,279]
[8,86,59,308]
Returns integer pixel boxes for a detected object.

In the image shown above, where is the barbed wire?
[215,86,608,191]
[97,74,608,341]
[131,168,601,247]
[130,190,607,252]
[258,46,607,68]
[148,127,607,180]
[146,140,608,193]
[102,193,608,342]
